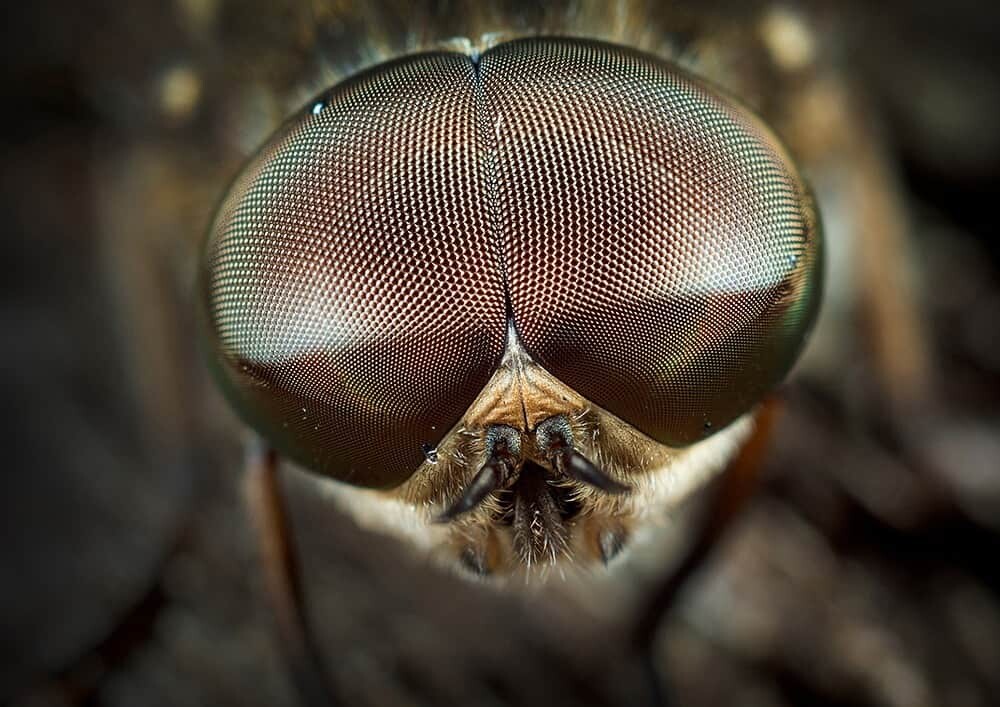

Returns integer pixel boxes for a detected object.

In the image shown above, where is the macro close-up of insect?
[199,35,821,578]
[4,1,1000,706]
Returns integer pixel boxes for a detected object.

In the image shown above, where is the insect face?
[200,37,821,575]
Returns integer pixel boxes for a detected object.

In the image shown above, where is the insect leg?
[242,437,340,707]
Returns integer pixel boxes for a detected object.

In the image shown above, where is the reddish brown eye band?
[199,37,821,488]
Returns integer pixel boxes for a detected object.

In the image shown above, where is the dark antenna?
[554,446,630,494]
[537,415,631,494]
[436,425,521,522]
[435,458,506,522]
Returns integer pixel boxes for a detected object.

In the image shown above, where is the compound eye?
[200,37,822,489]
[200,54,507,487]
[481,38,821,445]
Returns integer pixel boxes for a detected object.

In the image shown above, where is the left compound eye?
[200,54,508,488]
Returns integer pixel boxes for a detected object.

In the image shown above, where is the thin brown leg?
[850,145,932,410]
[243,438,339,707]
[778,72,932,409]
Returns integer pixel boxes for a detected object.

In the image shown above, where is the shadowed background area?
[2,1,999,706]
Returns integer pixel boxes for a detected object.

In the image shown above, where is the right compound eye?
[486,38,821,448]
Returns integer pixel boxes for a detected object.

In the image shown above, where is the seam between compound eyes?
[469,50,518,340]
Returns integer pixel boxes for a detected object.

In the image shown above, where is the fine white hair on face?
[632,413,754,520]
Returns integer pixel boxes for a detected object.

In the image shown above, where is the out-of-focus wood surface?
[2,1,999,706]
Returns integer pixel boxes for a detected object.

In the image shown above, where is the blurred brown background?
[2,1,999,706]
